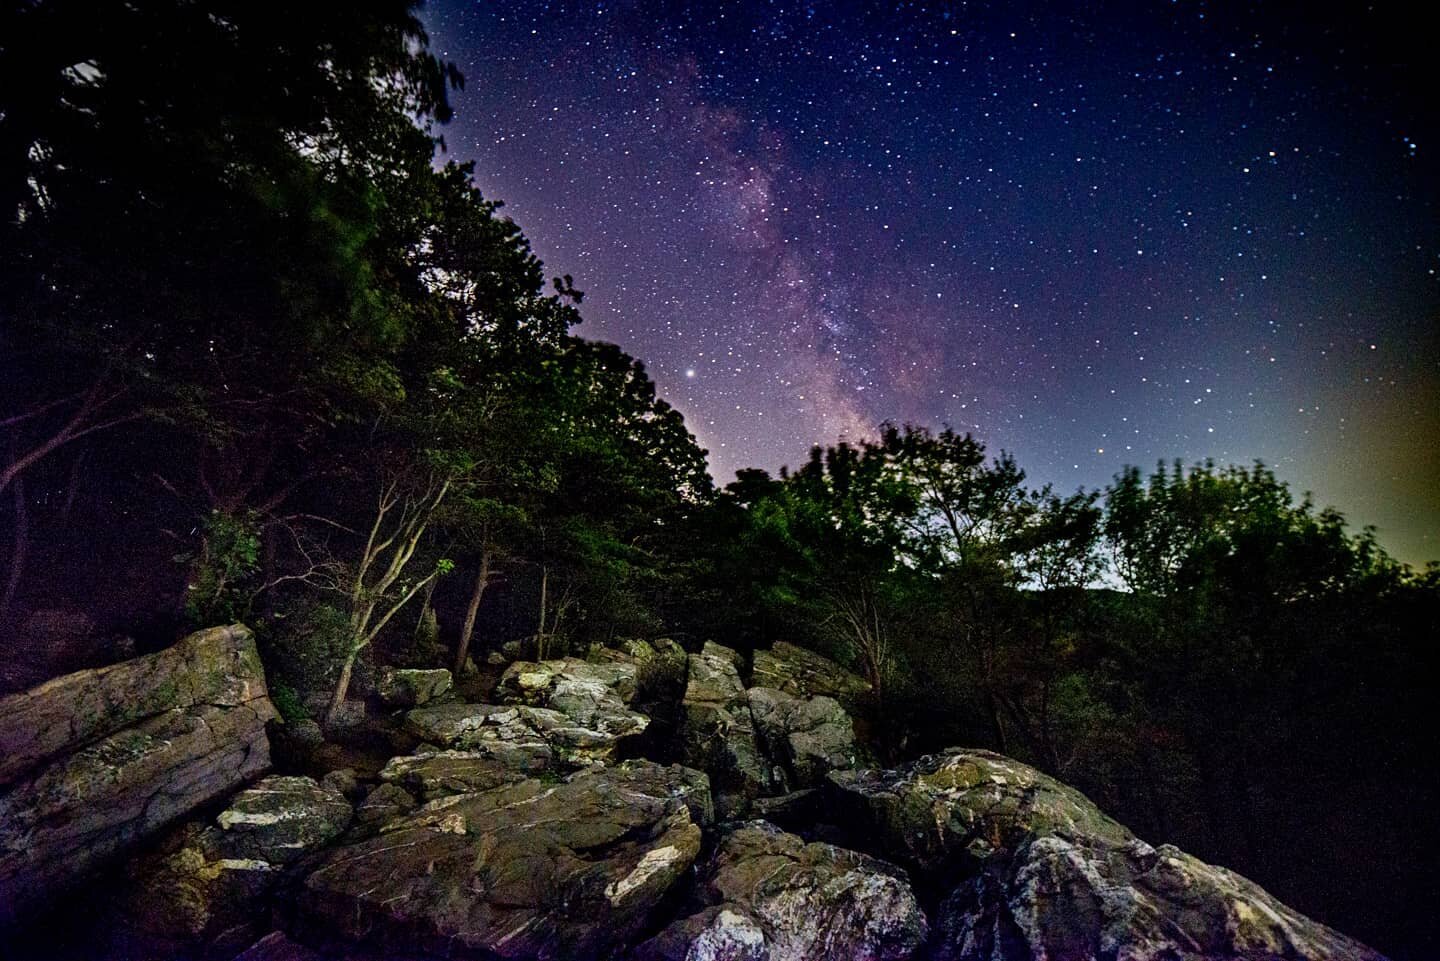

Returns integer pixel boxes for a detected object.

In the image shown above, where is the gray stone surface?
[826,748,1133,875]
[932,833,1388,961]
[676,642,772,813]
[0,624,270,784]
[110,776,349,961]
[379,749,547,802]
[0,626,277,926]
[748,686,859,790]
[375,667,452,708]
[634,820,927,961]
[750,641,872,715]
[403,700,633,767]
[297,760,709,960]
[830,748,1387,961]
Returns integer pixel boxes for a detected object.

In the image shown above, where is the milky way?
[423,1,1438,565]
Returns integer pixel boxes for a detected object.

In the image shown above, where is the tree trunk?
[1,472,27,624]
[326,648,358,729]
[454,550,491,675]
[413,578,438,637]
[536,564,549,659]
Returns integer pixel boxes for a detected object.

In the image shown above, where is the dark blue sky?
[423,1,1438,565]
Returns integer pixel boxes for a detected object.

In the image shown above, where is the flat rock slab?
[297,760,710,960]
[634,820,927,961]
[379,749,548,802]
[0,624,269,784]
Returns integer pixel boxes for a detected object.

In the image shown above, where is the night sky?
[422,1,1438,566]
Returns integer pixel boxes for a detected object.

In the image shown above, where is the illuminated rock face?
[0,634,1393,961]
[295,760,709,961]
[828,748,1389,961]
[635,820,928,961]
[0,625,277,928]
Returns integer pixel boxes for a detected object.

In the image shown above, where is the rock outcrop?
[493,657,651,760]
[0,630,1391,961]
[748,686,859,790]
[295,760,709,960]
[375,667,452,708]
[636,820,927,961]
[751,640,872,715]
[829,748,1386,961]
[111,776,351,960]
[0,625,277,927]
[403,700,628,768]
[676,641,773,815]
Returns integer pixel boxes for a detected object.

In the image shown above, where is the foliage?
[175,510,262,626]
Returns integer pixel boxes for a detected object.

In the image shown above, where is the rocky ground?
[0,626,1388,960]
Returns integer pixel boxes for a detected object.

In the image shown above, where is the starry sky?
[422,1,1438,566]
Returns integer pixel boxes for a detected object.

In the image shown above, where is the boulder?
[634,820,927,961]
[0,623,271,784]
[215,775,352,865]
[379,749,547,802]
[751,641,871,715]
[0,625,276,926]
[109,775,350,960]
[295,760,710,960]
[375,667,452,708]
[931,835,1388,961]
[825,748,1131,876]
[403,701,630,767]
[233,931,325,961]
[495,657,651,758]
[676,642,772,814]
[354,782,418,829]
[830,749,1388,961]
[748,686,859,790]
[587,638,690,748]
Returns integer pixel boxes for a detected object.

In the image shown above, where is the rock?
[0,625,276,927]
[676,642,773,814]
[233,931,325,961]
[830,749,1388,961]
[296,760,709,960]
[931,835,1388,961]
[355,782,418,829]
[750,788,822,826]
[110,776,349,960]
[403,701,628,768]
[748,687,859,790]
[283,718,326,749]
[0,623,270,784]
[319,768,360,800]
[379,749,545,802]
[751,641,871,715]
[825,748,1132,876]
[634,820,927,961]
[215,775,352,865]
[375,667,452,708]
[587,638,690,741]
[495,657,651,758]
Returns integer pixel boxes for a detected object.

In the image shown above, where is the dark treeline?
[1,3,1435,958]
